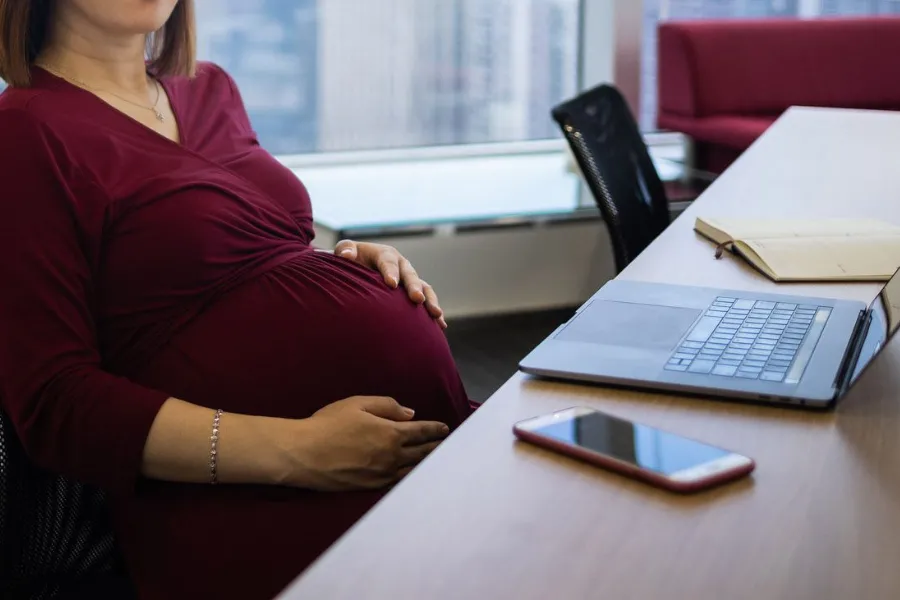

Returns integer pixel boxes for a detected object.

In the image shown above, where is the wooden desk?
[280,108,900,600]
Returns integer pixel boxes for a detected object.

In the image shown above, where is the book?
[694,217,900,282]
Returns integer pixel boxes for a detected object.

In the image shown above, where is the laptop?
[520,269,900,408]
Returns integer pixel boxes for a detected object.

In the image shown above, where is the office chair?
[0,409,134,599]
[552,84,671,273]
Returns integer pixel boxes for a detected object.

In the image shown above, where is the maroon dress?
[0,64,471,599]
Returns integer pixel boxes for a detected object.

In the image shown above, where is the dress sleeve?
[0,109,170,496]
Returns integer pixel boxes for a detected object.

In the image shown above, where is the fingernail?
[403,407,415,417]
[441,425,450,434]
[340,249,353,257]
[388,277,399,288]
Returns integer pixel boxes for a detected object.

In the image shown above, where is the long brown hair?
[0,0,196,87]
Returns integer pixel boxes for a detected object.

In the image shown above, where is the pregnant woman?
[0,0,472,598]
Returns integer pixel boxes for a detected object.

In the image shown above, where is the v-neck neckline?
[31,66,292,214]
[34,66,187,149]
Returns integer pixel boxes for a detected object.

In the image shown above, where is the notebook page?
[700,218,900,242]
[742,236,900,281]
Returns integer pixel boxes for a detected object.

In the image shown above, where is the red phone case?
[513,424,755,493]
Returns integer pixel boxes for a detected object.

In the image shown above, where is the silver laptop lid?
[845,267,900,389]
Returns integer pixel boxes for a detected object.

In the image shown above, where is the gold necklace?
[38,63,166,122]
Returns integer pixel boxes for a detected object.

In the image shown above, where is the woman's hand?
[334,240,447,329]
[288,396,450,491]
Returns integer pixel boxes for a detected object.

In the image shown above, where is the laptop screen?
[848,268,900,386]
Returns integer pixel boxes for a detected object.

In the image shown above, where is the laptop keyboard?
[665,297,828,383]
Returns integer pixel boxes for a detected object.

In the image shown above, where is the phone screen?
[532,412,732,476]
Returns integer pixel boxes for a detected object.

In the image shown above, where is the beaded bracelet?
[209,409,223,485]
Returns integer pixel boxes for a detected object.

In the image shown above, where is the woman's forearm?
[141,396,451,492]
[142,398,296,485]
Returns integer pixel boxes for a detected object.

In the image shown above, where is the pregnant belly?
[134,251,470,426]
[116,252,471,599]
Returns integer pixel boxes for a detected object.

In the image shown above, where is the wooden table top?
[280,107,900,600]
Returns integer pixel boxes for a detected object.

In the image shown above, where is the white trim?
[278,139,567,169]
[645,130,684,148]
[281,132,682,171]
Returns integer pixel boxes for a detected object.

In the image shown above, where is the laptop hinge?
[833,309,871,396]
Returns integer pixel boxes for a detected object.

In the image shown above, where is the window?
[195,0,581,155]
[640,0,900,131]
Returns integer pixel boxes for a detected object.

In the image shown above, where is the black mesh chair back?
[552,84,671,273]
[0,409,132,599]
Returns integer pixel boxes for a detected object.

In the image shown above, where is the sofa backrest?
[658,18,900,118]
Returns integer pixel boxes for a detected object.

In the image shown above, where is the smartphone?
[513,407,755,493]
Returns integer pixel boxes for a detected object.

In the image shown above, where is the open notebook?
[694,217,900,282]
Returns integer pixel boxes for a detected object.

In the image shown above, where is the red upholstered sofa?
[657,17,900,173]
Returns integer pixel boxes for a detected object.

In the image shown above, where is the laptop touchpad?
[555,300,700,351]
